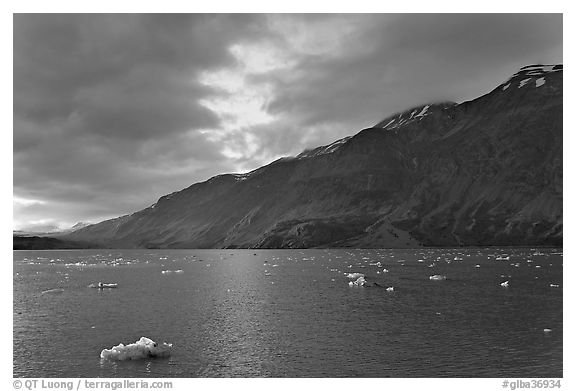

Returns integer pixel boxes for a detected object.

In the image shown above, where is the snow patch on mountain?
[297,136,352,159]
[499,64,561,91]
[233,173,251,181]
[374,102,456,131]
[519,78,532,88]
[535,77,546,88]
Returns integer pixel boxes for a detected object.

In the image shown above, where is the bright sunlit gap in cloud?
[197,40,297,170]
[196,14,382,174]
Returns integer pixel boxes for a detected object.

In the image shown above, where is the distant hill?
[61,64,562,249]
[13,234,99,250]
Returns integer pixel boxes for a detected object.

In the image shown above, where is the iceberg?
[348,276,366,286]
[345,272,365,279]
[429,275,447,281]
[100,337,172,361]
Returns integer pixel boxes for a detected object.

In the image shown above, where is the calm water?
[13,248,562,377]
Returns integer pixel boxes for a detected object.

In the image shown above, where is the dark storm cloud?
[14,13,264,227]
[14,14,261,138]
[266,14,563,139]
[13,13,562,229]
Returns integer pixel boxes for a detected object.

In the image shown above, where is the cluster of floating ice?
[88,282,118,289]
[100,337,172,361]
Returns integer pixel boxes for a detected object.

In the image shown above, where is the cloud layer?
[13,14,562,229]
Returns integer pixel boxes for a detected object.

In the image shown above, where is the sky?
[13,13,563,231]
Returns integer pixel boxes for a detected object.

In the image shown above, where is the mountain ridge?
[62,64,562,249]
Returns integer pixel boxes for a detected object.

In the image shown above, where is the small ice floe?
[453,256,463,261]
[100,337,172,361]
[428,263,436,268]
[550,284,560,288]
[386,287,394,292]
[500,281,510,288]
[88,282,118,289]
[429,275,447,281]
[495,255,510,261]
[41,288,65,295]
[162,270,183,274]
[535,265,542,269]
[345,272,365,279]
[348,276,366,287]
[475,264,481,268]
[543,328,552,333]
[369,261,382,267]
[417,259,425,263]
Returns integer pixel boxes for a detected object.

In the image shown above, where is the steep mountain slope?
[68,65,563,248]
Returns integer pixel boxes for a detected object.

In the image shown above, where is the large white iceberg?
[100,337,172,361]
